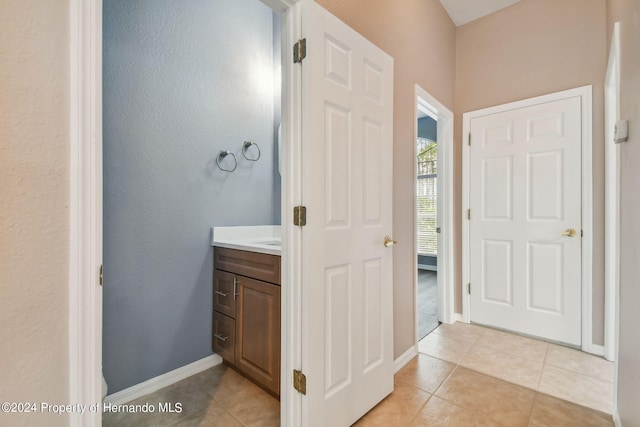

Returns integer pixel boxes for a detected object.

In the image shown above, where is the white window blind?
[417,138,437,256]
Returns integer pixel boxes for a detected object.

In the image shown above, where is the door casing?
[461,85,598,355]
[604,22,621,364]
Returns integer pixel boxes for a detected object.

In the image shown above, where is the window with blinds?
[417,138,437,256]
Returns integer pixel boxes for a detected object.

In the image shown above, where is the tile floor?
[418,322,614,413]
[357,322,614,426]
[104,322,614,426]
[102,366,279,427]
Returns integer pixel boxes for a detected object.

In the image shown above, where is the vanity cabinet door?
[235,276,281,396]
[213,270,236,318]
[212,312,235,362]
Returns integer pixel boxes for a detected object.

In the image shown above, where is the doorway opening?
[100,0,288,425]
[416,101,439,340]
[413,85,455,350]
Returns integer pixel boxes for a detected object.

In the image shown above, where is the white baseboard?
[582,343,605,357]
[613,406,621,426]
[454,313,465,323]
[394,345,418,373]
[105,354,223,405]
[417,264,437,271]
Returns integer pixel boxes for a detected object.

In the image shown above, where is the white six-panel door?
[301,1,394,425]
[469,96,583,346]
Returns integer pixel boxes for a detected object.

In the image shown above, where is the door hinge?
[293,205,307,226]
[467,209,471,220]
[468,283,471,295]
[293,39,306,63]
[293,369,307,395]
[436,227,441,234]
[581,230,584,237]
[99,264,103,286]
[468,133,471,146]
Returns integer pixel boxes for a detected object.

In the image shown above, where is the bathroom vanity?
[211,226,281,397]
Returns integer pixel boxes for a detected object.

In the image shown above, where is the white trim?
[418,264,437,271]
[73,1,301,426]
[454,313,465,323]
[413,85,455,356]
[582,344,605,357]
[461,86,594,350]
[604,22,621,363]
[393,346,418,373]
[104,355,223,405]
[274,1,302,426]
[613,406,621,427]
[69,1,103,426]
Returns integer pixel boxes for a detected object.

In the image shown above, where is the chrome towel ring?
[216,150,237,172]
[242,141,261,161]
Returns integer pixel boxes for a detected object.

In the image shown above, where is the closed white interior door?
[469,96,582,346]
[301,0,394,425]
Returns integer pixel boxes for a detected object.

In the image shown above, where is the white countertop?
[212,225,281,256]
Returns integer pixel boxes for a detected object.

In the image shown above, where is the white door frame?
[604,22,621,363]
[69,0,302,425]
[461,85,598,354]
[413,85,455,347]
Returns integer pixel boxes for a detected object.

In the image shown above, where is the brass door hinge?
[99,264,103,286]
[294,39,307,63]
[293,205,307,226]
[293,370,307,395]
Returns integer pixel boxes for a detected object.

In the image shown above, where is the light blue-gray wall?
[103,0,280,393]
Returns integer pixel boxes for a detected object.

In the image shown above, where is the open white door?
[300,1,394,425]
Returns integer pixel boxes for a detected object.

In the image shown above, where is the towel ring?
[216,150,237,172]
[242,141,261,161]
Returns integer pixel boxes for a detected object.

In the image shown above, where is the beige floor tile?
[459,344,543,390]
[169,400,243,427]
[431,322,488,344]
[418,333,474,363]
[395,353,455,393]
[529,393,614,427]
[408,395,508,427]
[475,328,548,362]
[435,367,536,427]
[538,365,613,414]
[215,380,280,426]
[103,377,217,427]
[353,384,431,427]
[193,365,250,400]
[545,344,614,382]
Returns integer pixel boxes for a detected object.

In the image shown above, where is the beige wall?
[0,1,69,426]
[316,0,456,358]
[607,0,640,423]
[454,0,608,344]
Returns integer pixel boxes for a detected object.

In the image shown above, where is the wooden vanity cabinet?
[212,247,281,397]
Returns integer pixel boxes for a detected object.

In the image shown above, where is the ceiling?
[439,0,523,26]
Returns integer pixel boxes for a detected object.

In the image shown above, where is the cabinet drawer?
[214,247,280,285]
[212,312,235,363]
[213,270,236,318]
